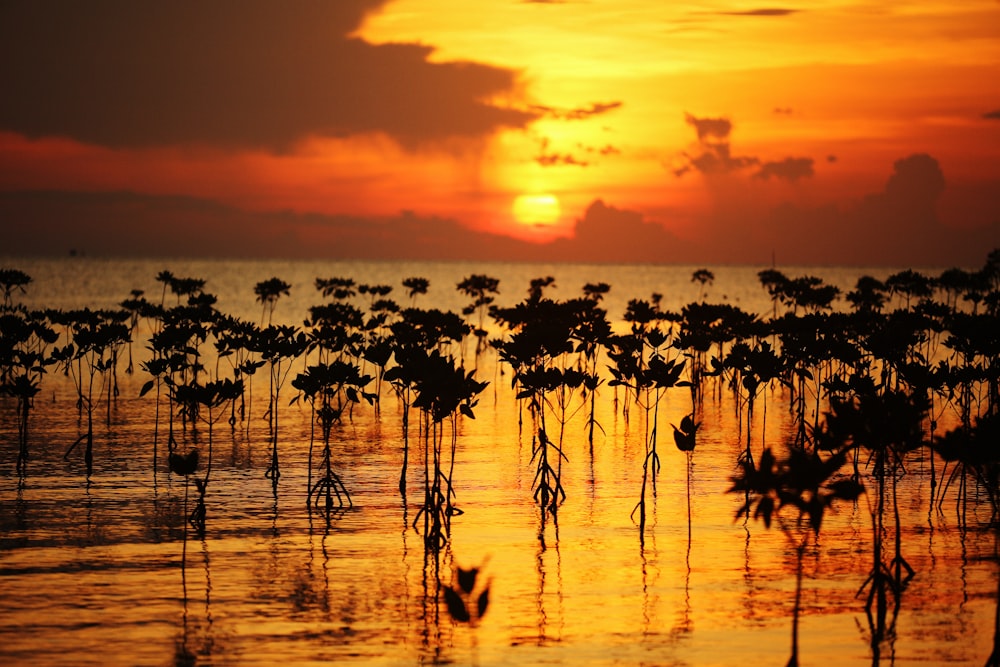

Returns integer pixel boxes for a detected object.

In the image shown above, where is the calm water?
[1,257,996,666]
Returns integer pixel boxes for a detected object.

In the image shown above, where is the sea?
[0,256,996,666]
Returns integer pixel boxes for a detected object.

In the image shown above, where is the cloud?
[0,1,537,152]
[2,168,996,267]
[0,189,542,260]
[536,153,590,167]
[675,114,759,176]
[983,110,1000,120]
[756,153,1000,265]
[547,200,692,262]
[717,8,799,17]
[684,113,732,142]
[754,157,814,181]
[534,101,624,121]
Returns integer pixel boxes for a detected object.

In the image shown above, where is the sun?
[512,194,561,227]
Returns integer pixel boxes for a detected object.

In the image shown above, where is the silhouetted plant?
[212,315,263,433]
[572,286,612,449]
[758,268,789,319]
[254,277,291,327]
[846,275,888,313]
[256,324,308,495]
[52,308,131,477]
[673,412,700,544]
[292,361,375,519]
[932,413,1000,665]
[457,274,500,357]
[493,296,583,517]
[386,307,471,496]
[402,276,429,306]
[0,301,58,477]
[691,268,714,302]
[885,269,932,311]
[170,379,243,537]
[724,340,784,466]
[612,327,687,542]
[0,268,32,308]
[119,289,157,376]
[359,284,398,416]
[731,445,863,667]
[404,348,487,550]
[816,388,928,646]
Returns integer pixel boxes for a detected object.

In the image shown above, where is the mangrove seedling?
[730,446,863,667]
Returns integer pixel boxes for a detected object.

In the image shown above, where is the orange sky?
[1,1,998,265]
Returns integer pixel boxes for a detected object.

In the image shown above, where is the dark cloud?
[884,153,944,209]
[530,101,623,121]
[546,200,692,262]
[983,110,1000,120]
[0,1,537,151]
[718,8,799,17]
[684,113,732,142]
[534,137,592,167]
[0,189,543,260]
[2,170,996,266]
[685,144,759,174]
[536,153,590,167]
[676,114,758,176]
[757,153,1000,266]
[754,157,814,182]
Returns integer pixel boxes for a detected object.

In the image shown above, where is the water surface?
[1,258,996,666]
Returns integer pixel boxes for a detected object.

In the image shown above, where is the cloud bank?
[2,152,996,266]
[0,1,536,151]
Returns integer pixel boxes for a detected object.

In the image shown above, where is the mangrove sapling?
[931,414,1000,664]
[408,349,488,550]
[257,325,308,495]
[691,268,714,303]
[0,308,58,477]
[292,361,376,519]
[0,267,32,308]
[359,286,398,416]
[819,388,927,643]
[493,296,580,516]
[673,413,700,545]
[171,379,244,537]
[614,327,687,542]
[146,311,210,455]
[569,291,612,449]
[53,308,131,477]
[730,446,864,667]
[118,289,148,376]
[402,276,430,306]
[212,315,263,432]
[723,340,784,468]
[254,277,291,327]
[387,308,471,496]
[605,329,643,424]
[457,273,500,359]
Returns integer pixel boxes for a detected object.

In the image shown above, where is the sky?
[1,0,999,266]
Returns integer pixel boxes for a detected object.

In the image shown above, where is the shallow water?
[1,258,997,666]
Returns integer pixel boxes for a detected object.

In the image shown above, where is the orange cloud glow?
[1,1,998,265]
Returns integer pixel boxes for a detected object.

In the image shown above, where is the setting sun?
[512,193,561,226]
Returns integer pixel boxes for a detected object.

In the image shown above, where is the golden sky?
[1,0,998,264]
